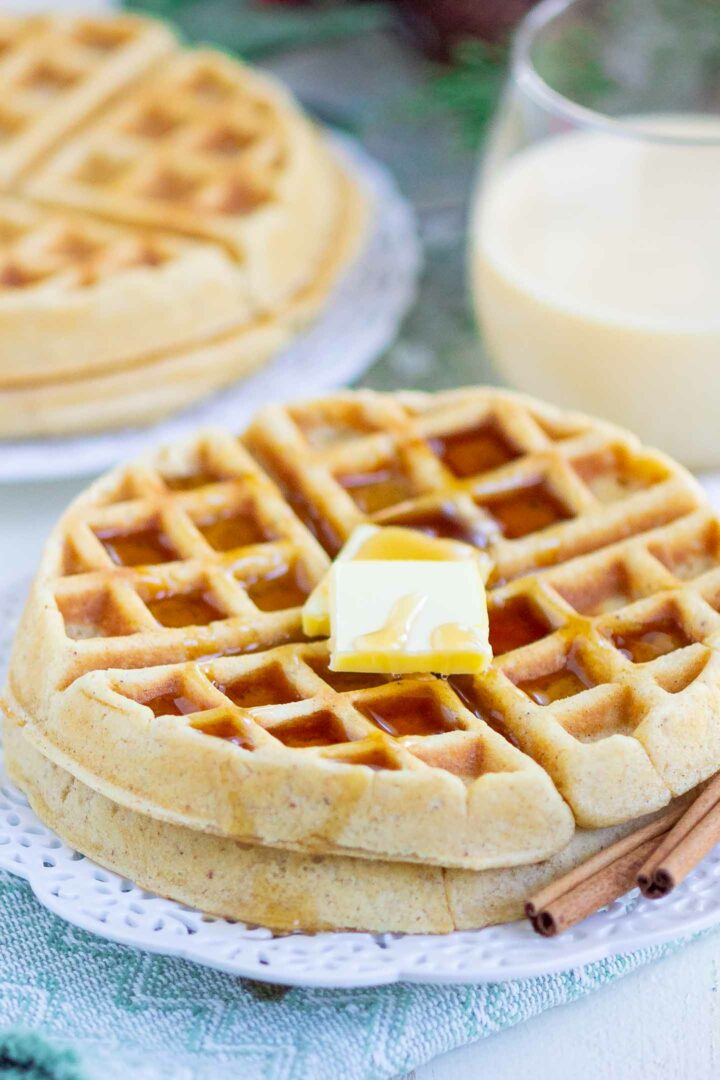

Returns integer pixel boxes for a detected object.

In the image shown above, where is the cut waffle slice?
[0,13,175,187]
[8,389,719,868]
[0,196,252,388]
[27,48,345,310]
[4,708,688,934]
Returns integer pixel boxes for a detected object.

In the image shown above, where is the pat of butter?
[302,524,492,638]
[330,560,492,675]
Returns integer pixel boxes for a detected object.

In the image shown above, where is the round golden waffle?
[5,389,719,879]
[0,14,366,434]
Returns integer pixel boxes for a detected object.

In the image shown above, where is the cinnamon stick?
[526,802,686,937]
[637,770,720,899]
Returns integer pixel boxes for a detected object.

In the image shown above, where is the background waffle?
[0,166,363,434]
[0,196,251,387]
[6,389,720,874]
[3,709,689,934]
[0,14,367,433]
[26,47,346,311]
[0,13,174,187]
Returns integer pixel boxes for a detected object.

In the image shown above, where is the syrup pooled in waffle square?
[0,196,249,385]
[0,14,175,187]
[28,432,332,693]
[27,48,344,309]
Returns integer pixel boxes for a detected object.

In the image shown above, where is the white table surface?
[2,475,719,1080]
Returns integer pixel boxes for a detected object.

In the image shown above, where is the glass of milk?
[472,0,720,467]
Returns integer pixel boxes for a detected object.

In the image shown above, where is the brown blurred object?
[391,0,539,59]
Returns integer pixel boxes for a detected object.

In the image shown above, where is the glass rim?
[512,0,720,145]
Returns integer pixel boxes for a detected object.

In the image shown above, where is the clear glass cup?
[470,0,720,468]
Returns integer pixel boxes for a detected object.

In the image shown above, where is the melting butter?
[330,560,492,676]
[302,524,492,638]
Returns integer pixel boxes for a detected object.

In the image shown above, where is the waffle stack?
[0,14,366,437]
[6,387,720,933]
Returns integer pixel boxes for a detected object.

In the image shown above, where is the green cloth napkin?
[0,868,704,1080]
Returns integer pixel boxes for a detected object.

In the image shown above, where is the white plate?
[1,579,719,988]
[0,134,420,483]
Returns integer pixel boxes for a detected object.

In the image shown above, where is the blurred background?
[111,0,720,466]
[17,0,530,397]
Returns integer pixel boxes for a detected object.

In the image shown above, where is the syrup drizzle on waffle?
[10,389,720,864]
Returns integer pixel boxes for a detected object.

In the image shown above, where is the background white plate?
[0,134,420,483]
[1,579,719,989]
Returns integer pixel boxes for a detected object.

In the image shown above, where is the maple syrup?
[95,524,178,566]
[214,665,301,708]
[610,616,691,663]
[270,710,347,748]
[336,463,415,515]
[447,675,521,747]
[244,562,310,612]
[330,742,402,770]
[356,688,456,737]
[196,506,268,551]
[192,714,253,748]
[479,480,571,540]
[141,691,203,717]
[430,419,521,478]
[354,593,425,653]
[282,482,341,554]
[146,587,225,628]
[305,653,389,693]
[489,595,551,655]
[381,502,478,543]
[517,649,596,705]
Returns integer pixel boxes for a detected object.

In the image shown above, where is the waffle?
[0,166,363,434]
[6,388,720,873]
[0,316,287,436]
[0,196,250,388]
[26,48,345,310]
[3,708,688,933]
[0,13,174,187]
[0,15,367,433]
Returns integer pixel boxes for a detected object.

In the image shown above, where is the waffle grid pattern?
[53,433,331,671]
[26,50,288,240]
[0,14,174,186]
[0,196,178,293]
[241,389,720,824]
[0,14,363,431]
[9,389,720,865]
